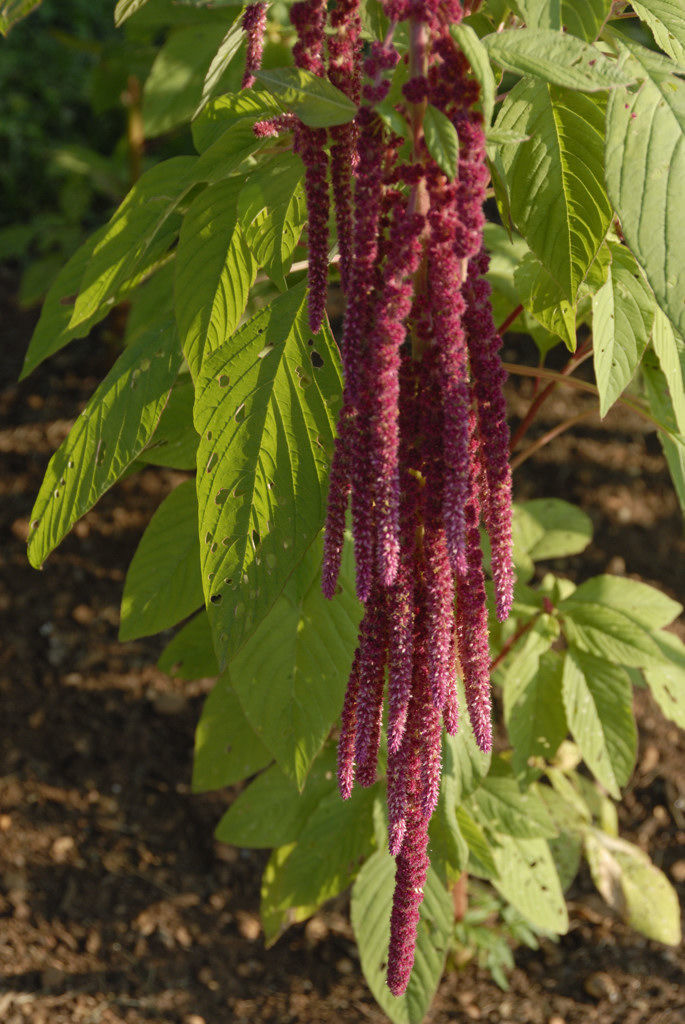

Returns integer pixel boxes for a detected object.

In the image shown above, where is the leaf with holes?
[120,481,204,641]
[490,835,569,934]
[495,80,612,303]
[562,647,636,797]
[352,851,454,1024]
[192,670,272,793]
[140,373,198,470]
[632,0,685,65]
[194,282,342,670]
[605,53,685,338]
[238,155,307,290]
[592,242,656,417]
[483,29,635,91]
[175,177,257,380]
[230,536,360,787]
[27,321,182,569]
[158,609,219,681]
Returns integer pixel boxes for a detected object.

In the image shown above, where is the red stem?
[509,338,593,452]
[497,303,523,336]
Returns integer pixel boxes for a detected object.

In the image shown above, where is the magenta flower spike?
[241,2,267,89]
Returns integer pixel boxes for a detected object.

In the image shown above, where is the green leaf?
[423,104,459,180]
[214,749,336,848]
[592,242,656,416]
[196,14,245,115]
[119,480,204,641]
[428,768,469,880]
[652,307,685,433]
[260,844,319,946]
[451,23,496,126]
[490,835,568,934]
[632,0,685,65]
[514,251,577,350]
[443,676,492,804]
[561,0,610,41]
[563,575,682,629]
[495,80,612,303]
[254,67,358,128]
[175,177,256,379]
[0,0,41,35]
[192,90,281,152]
[192,670,271,792]
[641,349,685,511]
[560,601,672,668]
[352,851,453,1024]
[158,610,219,680]
[512,0,561,30]
[230,537,361,788]
[584,829,681,945]
[143,24,237,137]
[238,155,307,290]
[605,55,685,338]
[114,0,151,25]
[140,374,198,470]
[472,775,558,839]
[561,647,637,797]
[194,283,342,669]
[513,498,593,561]
[455,806,498,879]
[27,322,182,569]
[483,29,635,91]
[644,630,685,729]
[261,784,378,921]
[71,123,263,332]
[504,648,568,773]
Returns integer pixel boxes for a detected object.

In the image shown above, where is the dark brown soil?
[1,272,683,1024]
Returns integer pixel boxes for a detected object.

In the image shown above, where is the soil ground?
[1,270,684,1024]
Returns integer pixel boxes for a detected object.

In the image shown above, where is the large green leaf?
[192,670,272,792]
[214,748,336,848]
[512,0,561,30]
[562,647,636,797]
[254,67,358,128]
[483,29,635,91]
[585,829,681,945]
[632,0,685,65]
[514,251,577,350]
[605,56,685,338]
[196,14,245,115]
[592,242,656,416]
[490,835,568,933]
[238,155,307,290]
[641,349,685,511]
[70,123,263,332]
[495,79,612,303]
[261,785,378,923]
[652,307,685,433]
[143,23,239,137]
[140,373,198,470]
[230,537,361,787]
[561,0,610,41]
[69,158,195,331]
[114,0,151,25]
[27,321,182,568]
[194,283,342,669]
[0,0,41,34]
[504,648,568,773]
[119,480,204,641]
[192,90,281,152]
[351,851,454,1024]
[471,775,557,839]
[563,575,682,629]
[175,177,257,379]
[158,609,219,680]
[644,630,685,729]
[455,806,498,879]
[513,498,593,562]
[560,600,672,668]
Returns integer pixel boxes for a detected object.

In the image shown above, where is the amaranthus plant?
[18,0,685,1020]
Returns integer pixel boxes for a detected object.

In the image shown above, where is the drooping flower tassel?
[241,2,268,89]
